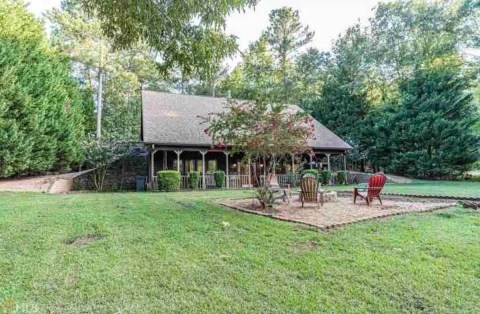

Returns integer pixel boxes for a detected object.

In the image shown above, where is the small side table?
[322,191,337,203]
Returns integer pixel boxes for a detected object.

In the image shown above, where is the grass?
[331,180,480,198]
[0,190,479,313]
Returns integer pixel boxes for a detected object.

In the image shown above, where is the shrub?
[337,171,346,185]
[214,171,225,188]
[320,170,332,185]
[157,170,181,191]
[302,169,319,179]
[188,171,200,189]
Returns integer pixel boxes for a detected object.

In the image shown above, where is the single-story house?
[141,91,352,189]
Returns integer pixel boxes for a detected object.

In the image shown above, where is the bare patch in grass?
[64,234,103,246]
[292,239,319,253]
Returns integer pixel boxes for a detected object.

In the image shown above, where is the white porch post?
[309,154,313,169]
[163,150,167,170]
[343,154,347,172]
[248,156,252,187]
[149,147,157,186]
[326,153,331,171]
[200,150,207,189]
[224,151,230,189]
[174,150,182,173]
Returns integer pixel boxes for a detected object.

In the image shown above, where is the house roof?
[142,91,352,151]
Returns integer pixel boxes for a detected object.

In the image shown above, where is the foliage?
[0,0,88,177]
[308,0,480,177]
[0,0,44,42]
[307,24,371,170]
[373,57,479,178]
[221,36,278,100]
[157,170,181,191]
[221,6,314,104]
[320,170,332,185]
[79,0,256,79]
[337,171,346,185]
[265,7,314,102]
[302,169,319,179]
[204,98,314,207]
[47,4,168,140]
[266,7,314,65]
[188,171,200,189]
[205,99,315,158]
[82,136,127,191]
[214,171,225,188]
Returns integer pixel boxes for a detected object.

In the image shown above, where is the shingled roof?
[142,91,352,151]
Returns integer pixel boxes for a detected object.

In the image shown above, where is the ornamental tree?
[202,99,315,207]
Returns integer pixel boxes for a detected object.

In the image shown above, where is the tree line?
[215,1,480,179]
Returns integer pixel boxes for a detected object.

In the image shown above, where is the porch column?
[326,153,331,171]
[343,154,347,172]
[149,148,157,186]
[248,156,252,187]
[162,150,167,170]
[200,150,207,189]
[224,151,230,189]
[309,154,313,169]
[174,150,182,173]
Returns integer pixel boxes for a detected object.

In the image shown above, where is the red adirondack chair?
[354,173,387,206]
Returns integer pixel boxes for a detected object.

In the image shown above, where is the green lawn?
[331,180,480,198]
[0,191,479,313]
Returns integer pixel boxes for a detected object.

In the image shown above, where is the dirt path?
[0,170,93,194]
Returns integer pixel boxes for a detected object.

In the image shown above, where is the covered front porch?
[147,145,348,190]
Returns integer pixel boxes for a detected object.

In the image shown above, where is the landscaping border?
[217,199,455,232]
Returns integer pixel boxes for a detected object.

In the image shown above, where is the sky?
[28,0,383,64]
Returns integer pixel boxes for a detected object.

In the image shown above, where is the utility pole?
[96,45,104,139]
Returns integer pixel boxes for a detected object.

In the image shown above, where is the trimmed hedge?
[214,171,225,188]
[320,170,332,185]
[302,169,319,179]
[337,171,346,185]
[188,171,200,189]
[157,170,181,191]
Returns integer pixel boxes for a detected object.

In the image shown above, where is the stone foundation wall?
[72,156,148,191]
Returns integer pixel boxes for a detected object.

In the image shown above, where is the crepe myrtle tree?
[201,99,315,207]
[83,135,128,191]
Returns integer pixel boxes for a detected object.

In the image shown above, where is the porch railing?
[201,174,216,189]
[259,174,301,187]
[181,175,189,189]
[228,175,251,189]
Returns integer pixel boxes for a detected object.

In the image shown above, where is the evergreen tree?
[307,25,372,170]
[376,57,479,178]
[0,0,88,177]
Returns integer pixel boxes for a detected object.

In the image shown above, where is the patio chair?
[267,174,291,203]
[353,172,387,206]
[299,177,323,208]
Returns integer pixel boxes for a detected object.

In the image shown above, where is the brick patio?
[219,195,455,230]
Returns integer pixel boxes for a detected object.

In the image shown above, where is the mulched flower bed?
[218,195,456,230]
